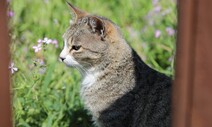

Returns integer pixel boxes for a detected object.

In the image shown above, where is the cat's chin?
[64,63,75,67]
[63,61,77,68]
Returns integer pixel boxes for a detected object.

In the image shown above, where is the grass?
[9,0,177,126]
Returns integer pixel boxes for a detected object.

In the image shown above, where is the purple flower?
[152,0,159,5]
[9,62,18,74]
[154,30,161,38]
[51,39,58,48]
[34,59,46,74]
[32,44,42,52]
[34,37,58,52]
[8,11,14,17]
[37,39,43,44]
[42,37,52,44]
[37,59,45,65]
[154,6,161,13]
[166,27,175,36]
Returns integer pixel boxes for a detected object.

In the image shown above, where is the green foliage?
[10,0,177,126]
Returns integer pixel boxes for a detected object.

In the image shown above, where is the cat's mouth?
[59,55,80,67]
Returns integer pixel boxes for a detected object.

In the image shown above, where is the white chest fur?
[82,72,99,87]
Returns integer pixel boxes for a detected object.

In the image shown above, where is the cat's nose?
[60,57,65,62]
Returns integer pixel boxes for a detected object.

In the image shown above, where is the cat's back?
[132,72,172,127]
[98,51,172,127]
[131,51,172,127]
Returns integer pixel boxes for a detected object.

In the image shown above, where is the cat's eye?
[72,45,81,51]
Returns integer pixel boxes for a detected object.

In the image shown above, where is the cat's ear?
[88,16,120,42]
[66,1,88,22]
[89,16,105,39]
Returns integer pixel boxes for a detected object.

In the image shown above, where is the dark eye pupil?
[72,45,81,50]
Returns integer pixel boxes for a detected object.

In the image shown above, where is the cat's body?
[60,3,171,127]
[82,50,171,127]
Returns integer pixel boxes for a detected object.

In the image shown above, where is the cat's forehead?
[62,15,121,45]
[63,17,101,42]
[62,24,84,41]
[62,15,103,38]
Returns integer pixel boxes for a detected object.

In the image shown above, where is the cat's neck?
[81,67,99,88]
[80,40,134,88]
[80,47,137,116]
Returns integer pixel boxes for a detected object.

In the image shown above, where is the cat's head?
[60,2,129,71]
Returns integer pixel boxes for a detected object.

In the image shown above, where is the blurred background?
[8,0,177,126]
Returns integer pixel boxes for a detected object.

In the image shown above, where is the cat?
[60,2,172,127]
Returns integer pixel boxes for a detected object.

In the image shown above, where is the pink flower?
[51,39,58,48]
[154,30,161,38]
[51,39,57,44]
[32,44,42,52]
[9,62,18,74]
[152,0,159,5]
[154,6,161,13]
[166,27,175,36]
[37,39,43,44]
[8,11,14,17]
[42,37,52,44]
[34,37,58,52]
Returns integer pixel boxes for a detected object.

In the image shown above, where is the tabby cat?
[60,2,172,127]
